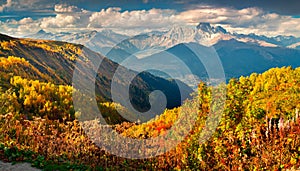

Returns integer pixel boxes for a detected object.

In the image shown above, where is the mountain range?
[26,23,300,87]
[28,22,300,57]
[0,33,192,122]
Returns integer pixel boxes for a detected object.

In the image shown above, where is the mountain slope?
[27,29,129,55]
[0,33,193,117]
[120,66,300,169]
[214,39,300,78]
[0,56,53,89]
[130,40,300,85]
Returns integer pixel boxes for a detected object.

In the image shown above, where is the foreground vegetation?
[0,56,300,170]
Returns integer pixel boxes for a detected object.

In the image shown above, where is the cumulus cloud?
[23,6,180,35]
[17,21,40,34]
[175,5,300,36]
[1,4,300,37]
[0,17,41,36]
[276,19,300,36]
[54,4,82,13]
[19,17,34,24]
[88,7,179,29]
[40,15,79,28]
[178,6,268,26]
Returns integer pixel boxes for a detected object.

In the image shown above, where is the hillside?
[120,66,300,169]
[0,56,52,89]
[129,41,300,85]
[1,31,300,170]
[0,66,299,170]
[0,33,193,118]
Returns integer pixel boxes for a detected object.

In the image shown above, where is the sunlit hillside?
[0,63,299,170]
[0,33,192,122]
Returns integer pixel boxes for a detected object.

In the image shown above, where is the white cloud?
[1,4,300,37]
[175,6,300,36]
[0,17,41,36]
[17,22,40,34]
[276,18,300,36]
[85,6,300,36]
[40,15,80,28]
[177,6,265,26]
[54,4,82,13]
[88,7,179,30]
[19,17,34,24]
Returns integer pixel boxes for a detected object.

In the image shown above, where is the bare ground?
[0,161,40,171]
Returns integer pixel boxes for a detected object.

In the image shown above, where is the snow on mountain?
[121,22,300,54]
[234,33,300,47]
[26,30,129,55]
[108,23,233,59]
[114,23,284,55]
[288,42,300,49]
[160,23,232,47]
[107,23,282,60]
[27,22,300,61]
[29,29,57,40]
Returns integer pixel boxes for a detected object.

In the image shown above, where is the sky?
[1,0,300,37]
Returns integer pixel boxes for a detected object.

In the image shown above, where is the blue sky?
[1,0,300,37]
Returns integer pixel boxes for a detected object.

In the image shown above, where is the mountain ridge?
[27,22,300,58]
[23,23,300,88]
[0,33,193,120]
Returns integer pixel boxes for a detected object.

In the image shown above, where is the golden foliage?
[19,40,83,61]
[0,66,300,170]
[0,76,75,120]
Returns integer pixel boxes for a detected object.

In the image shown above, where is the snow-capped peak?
[197,22,213,33]
[196,22,227,34]
[164,26,196,42]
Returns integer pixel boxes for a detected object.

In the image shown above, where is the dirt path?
[0,161,40,171]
